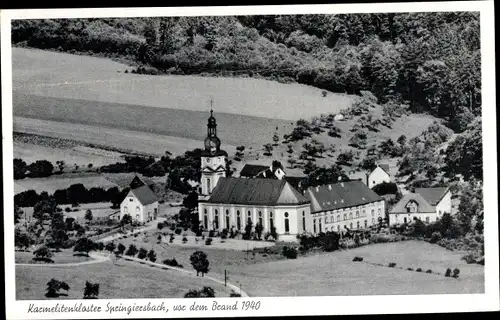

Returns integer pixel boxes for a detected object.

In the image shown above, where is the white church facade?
[197,110,386,241]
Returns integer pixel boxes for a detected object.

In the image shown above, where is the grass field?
[16,258,234,300]
[230,240,484,297]
[15,250,92,264]
[13,47,353,121]
[112,236,484,297]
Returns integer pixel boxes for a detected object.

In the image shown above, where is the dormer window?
[405,201,419,213]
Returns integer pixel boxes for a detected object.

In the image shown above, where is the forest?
[12,12,480,133]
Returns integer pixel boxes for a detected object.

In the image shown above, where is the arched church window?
[214,209,219,230]
[207,178,211,193]
[236,211,241,230]
[337,215,340,222]
[319,217,322,233]
[258,211,263,226]
[269,212,274,229]
[313,219,317,234]
[247,211,252,224]
[350,222,353,229]
[284,212,290,234]
[225,210,230,228]
[357,221,360,229]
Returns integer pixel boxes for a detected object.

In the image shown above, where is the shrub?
[282,246,298,259]
[452,268,460,278]
[163,258,183,268]
[205,238,213,245]
[429,232,442,244]
[182,237,188,243]
[221,229,228,239]
[208,230,215,238]
[64,207,71,213]
[461,253,477,264]
[157,222,164,230]
[426,269,433,274]
[407,268,414,271]
[416,268,422,272]
[352,256,363,262]
[175,228,182,235]
[388,262,396,268]
[230,292,242,297]
[445,268,452,277]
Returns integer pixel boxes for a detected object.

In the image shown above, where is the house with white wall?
[120,176,159,224]
[367,164,392,189]
[388,187,452,225]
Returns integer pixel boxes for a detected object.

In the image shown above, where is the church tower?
[199,104,226,201]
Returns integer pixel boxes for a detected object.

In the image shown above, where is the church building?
[197,109,310,242]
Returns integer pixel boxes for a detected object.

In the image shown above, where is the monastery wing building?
[197,109,386,241]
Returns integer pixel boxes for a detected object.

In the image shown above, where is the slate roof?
[306,180,383,213]
[414,187,449,206]
[284,176,306,190]
[206,177,309,206]
[129,185,159,206]
[240,164,269,177]
[390,193,435,213]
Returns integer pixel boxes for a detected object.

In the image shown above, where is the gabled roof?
[129,175,146,189]
[240,164,269,177]
[390,193,435,213]
[414,187,449,206]
[378,164,390,175]
[128,185,159,206]
[306,180,383,213]
[206,177,309,206]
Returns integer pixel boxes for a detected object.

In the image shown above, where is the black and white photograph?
[2,1,499,319]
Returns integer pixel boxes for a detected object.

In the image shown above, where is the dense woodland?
[12,12,480,132]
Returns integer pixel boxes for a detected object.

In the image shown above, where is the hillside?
[12,13,481,133]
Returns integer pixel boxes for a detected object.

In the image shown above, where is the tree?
[73,238,96,257]
[51,229,68,250]
[263,143,273,156]
[55,160,65,173]
[397,135,407,146]
[105,242,116,253]
[272,132,280,145]
[137,248,148,259]
[147,249,157,262]
[45,279,70,298]
[33,198,59,222]
[33,246,53,260]
[14,205,23,224]
[15,228,32,251]
[125,244,138,256]
[85,209,93,224]
[243,220,253,240]
[184,286,215,298]
[14,189,40,207]
[457,180,483,233]
[27,160,54,178]
[190,251,210,277]
[117,243,126,255]
[255,222,264,240]
[302,165,349,189]
[121,214,132,227]
[83,281,99,299]
[14,158,28,179]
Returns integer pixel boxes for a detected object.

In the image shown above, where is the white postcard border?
[2,2,498,319]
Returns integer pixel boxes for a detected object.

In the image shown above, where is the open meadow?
[13,47,353,121]
[16,258,234,300]
[108,235,484,297]
[12,48,354,153]
[230,240,484,297]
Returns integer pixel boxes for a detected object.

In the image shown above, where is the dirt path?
[15,252,110,267]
